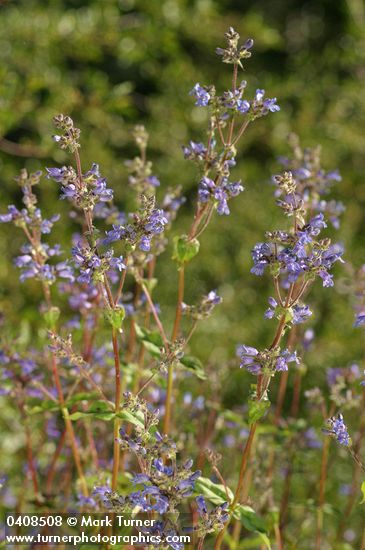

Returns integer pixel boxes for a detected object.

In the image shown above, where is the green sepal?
[247,395,270,425]
[104,305,125,331]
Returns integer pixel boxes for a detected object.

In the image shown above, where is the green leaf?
[179,355,207,379]
[69,401,115,422]
[27,399,60,414]
[66,392,100,406]
[360,481,365,504]
[195,478,270,547]
[237,534,271,549]
[116,409,145,430]
[234,505,267,534]
[247,397,270,425]
[172,234,200,264]
[194,476,234,505]
[135,324,164,357]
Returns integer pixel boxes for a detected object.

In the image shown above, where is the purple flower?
[304,428,322,449]
[0,205,20,223]
[360,370,365,386]
[146,175,160,187]
[206,290,222,305]
[237,345,261,374]
[226,180,244,197]
[237,99,250,113]
[196,495,208,515]
[198,176,215,203]
[264,297,278,319]
[214,187,230,215]
[41,214,61,234]
[318,270,334,287]
[292,304,312,325]
[275,349,299,372]
[110,256,126,271]
[144,209,168,235]
[182,141,207,161]
[130,486,169,513]
[354,313,365,328]
[250,89,280,118]
[326,368,342,386]
[251,243,271,276]
[190,83,211,107]
[139,235,151,252]
[325,413,350,446]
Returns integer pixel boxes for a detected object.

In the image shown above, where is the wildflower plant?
[1,26,365,549]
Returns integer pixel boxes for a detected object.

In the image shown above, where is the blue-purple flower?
[190,83,212,107]
[324,414,350,446]
[237,345,299,375]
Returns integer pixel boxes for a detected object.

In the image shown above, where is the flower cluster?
[125,125,161,193]
[198,175,244,215]
[195,496,230,537]
[277,136,344,228]
[237,345,299,375]
[46,162,113,211]
[185,28,280,224]
[52,113,80,152]
[264,297,312,325]
[324,414,350,446]
[72,243,125,285]
[104,194,168,252]
[0,169,74,285]
[216,27,254,66]
[251,213,344,287]
[15,244,74,284]
[182,290,222,320]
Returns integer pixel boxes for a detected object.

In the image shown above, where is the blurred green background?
[2,0,365,544]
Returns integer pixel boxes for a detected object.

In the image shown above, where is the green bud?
[172,235,200,264]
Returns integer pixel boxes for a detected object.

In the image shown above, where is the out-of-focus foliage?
[1,0,365,546]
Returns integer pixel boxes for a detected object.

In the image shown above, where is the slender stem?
[111,328,122,491]
[140,283,170,351]
[337,389,365,539]
[232,119,250,147]
[216,275,296,548]
[188,203,209,240]
[136,373,157,397]
[215,115,226,146]
[19,396,40,499]
[212,466,230,502]
[163,267,185,434]
[214,424,257,549]
[315,436,331,550]
[290,370,302,417]
[114,257,129,304]
[195,204,215,239]
[45,429,67,495]
[22,215,89,497]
